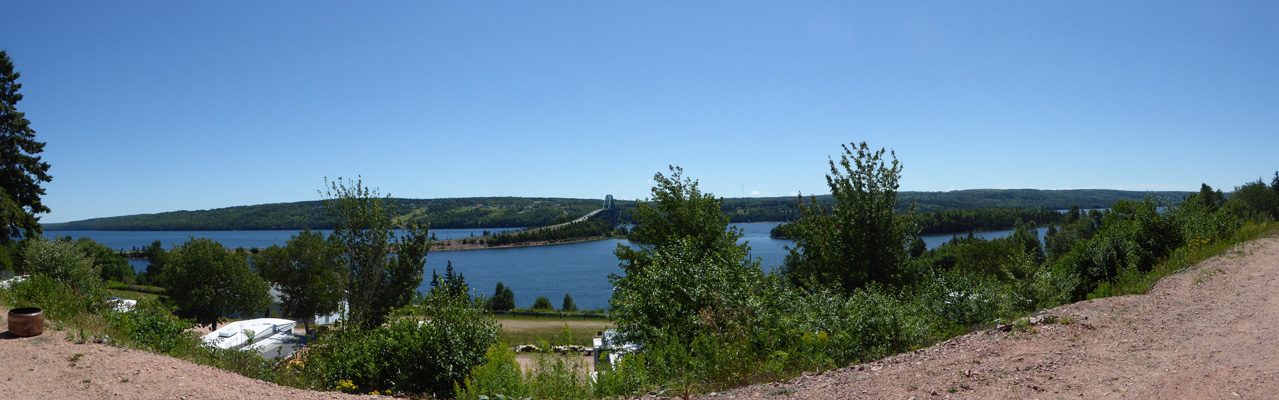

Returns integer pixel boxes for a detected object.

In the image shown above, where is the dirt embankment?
[706,237,1279,399]
[0,326,380,399]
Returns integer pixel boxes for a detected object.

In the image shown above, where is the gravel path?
[707,237,1279,399]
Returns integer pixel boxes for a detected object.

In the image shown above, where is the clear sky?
[2,1,1276,223]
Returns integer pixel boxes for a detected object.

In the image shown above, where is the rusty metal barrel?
[7,307,44,337]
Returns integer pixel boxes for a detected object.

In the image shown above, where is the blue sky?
[2,1,1276,223]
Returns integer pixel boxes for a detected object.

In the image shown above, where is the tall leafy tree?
[614,166,748,275]
[782,142,918,293]
[610,166,764,345]
[323,177,431,330]
[254,230,344,333]
[141,240,167,285]
[0,51,53,243]
[161,238,272,330]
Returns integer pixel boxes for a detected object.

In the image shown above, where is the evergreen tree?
[429,260,468,298]
[1270,172,1279,197]
[488,282,515,311]
[0,51,53,243]
[561,293,577,312]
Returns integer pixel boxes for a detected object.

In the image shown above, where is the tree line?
[42,191,1191,232]
[772,207,1070,238]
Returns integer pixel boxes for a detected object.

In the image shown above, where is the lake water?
[51,223,1039,311]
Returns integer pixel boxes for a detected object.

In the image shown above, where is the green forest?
[44,189,1188,231]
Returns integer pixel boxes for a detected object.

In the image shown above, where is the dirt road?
[710,237,1279,399]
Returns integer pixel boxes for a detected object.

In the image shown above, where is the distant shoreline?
[431,235,620,252]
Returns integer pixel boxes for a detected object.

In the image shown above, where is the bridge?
[528,194,615,233]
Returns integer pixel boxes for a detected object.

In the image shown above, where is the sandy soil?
[703,237,1279,399]
[0,326,380,399]
[4,237,1277,399]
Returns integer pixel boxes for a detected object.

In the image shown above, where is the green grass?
[107,289,161,302]
[495,314,613,347]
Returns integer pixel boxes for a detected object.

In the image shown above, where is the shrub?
[456,342,528,400]
[532,296,553,311]
[1224,180,1279,222]
[524,353,593,400]
[0,275,104,321]
[106,299,196,354]
[304,292,498,397]
[1056,198,1188,300]
[22,238,103,297]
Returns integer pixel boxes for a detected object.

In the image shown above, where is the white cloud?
[750,190,761,196]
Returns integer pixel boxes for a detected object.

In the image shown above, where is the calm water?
[46,227,526,251]
[52,223,1037,311]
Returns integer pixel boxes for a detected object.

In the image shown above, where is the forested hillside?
[43,189,1190,231]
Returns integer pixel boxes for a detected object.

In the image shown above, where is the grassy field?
[496,314,614,347]
[107,288,161,302]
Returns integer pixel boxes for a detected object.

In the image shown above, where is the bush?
[0,275,105,321]
[532,296,553,311]
[1224,180,1279,222]
[105,299,196,354]
[456,342,529,399]
[22,238,103,297]
[1056,198,1188,300]
[524,353,593,400]
[304,293,498,397]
